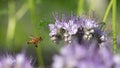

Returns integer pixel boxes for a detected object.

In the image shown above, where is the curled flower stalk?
[49,14,107,48]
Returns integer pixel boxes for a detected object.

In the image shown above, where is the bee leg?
[27,42,30,44]
[35,44,38,47]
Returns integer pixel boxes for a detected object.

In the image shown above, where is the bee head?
[39,37,43,41]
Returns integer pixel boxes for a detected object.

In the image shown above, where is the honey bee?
[27,36,42,47]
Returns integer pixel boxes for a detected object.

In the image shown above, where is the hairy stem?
[112,0,117,54]
[77,0,84,15]
[6,0,16,48]
[103,0,112,22]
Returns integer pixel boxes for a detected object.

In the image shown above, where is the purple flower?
[113,55,120,68]
[0,53,33,68]
[82,18,98,29]
[0,56,15,68]
[49,24,57,36]
[54,19,64,29]
[63,20,78,35]
[50,14,120,68]
[48,14,106,45]
[52,42,119,68]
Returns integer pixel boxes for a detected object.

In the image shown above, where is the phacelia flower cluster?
[0,53,33,68]
[52,43,120,68]
[49,14,120,68]
[49,14,106,47]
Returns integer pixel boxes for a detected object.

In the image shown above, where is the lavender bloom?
[0,53,33,68]
[0,56,15,68]
[52,43,120,68]
[62,18,78,35]
[49,14,106,46]
[113,55,120,68]
[49,24,57,37]
[82,18,98,29]
[82,18,98,40]
[49,14,120,68]
[49,14,79,43]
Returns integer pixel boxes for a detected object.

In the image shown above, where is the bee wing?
[29,35,34,39]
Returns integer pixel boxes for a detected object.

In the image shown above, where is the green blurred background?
[0,0,120,67]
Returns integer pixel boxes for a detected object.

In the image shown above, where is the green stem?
[103,0,112,22]
[77,0,84,15]
[6,0,16,48]
[16,3,28,20]
[28,0,45,67]
[90,0,95,10]
[112,0,117,54]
